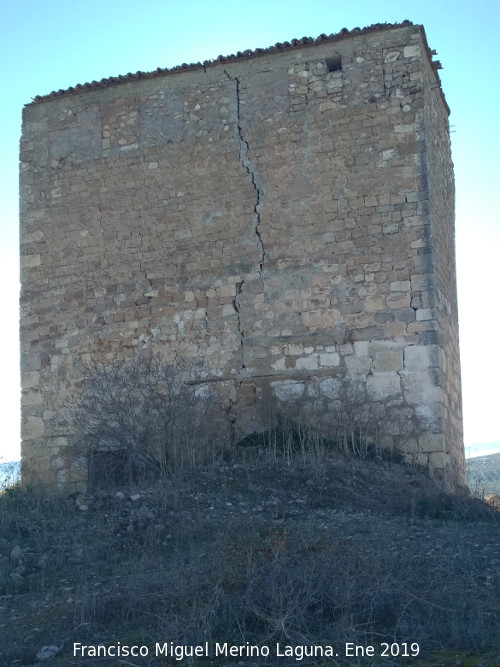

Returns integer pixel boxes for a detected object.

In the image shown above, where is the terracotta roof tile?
[28,21,443,105]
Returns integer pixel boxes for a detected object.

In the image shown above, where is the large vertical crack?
[224,70,266,378]
[224,71,266,283]
[233,281,245,370]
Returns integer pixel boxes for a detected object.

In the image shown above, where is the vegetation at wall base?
[1,443,499,666]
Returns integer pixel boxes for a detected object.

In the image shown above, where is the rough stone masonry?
[19,21,464,489]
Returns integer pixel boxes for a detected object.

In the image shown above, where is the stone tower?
[19,21,464,488]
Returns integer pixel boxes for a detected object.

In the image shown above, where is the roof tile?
[29,21,444,105]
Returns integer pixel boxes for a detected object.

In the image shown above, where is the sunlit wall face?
[2,0,500,464]
[18,23,466,488]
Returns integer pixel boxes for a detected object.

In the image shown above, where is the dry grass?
[467,452,500,496]
[1,439,499,666]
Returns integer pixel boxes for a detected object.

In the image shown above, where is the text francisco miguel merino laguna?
[73,641,420,660]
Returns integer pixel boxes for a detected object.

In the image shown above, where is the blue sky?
[1,0,499,462]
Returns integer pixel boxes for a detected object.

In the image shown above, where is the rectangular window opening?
[325,56,342,73]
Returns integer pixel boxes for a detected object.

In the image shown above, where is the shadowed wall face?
[19,23,463,488]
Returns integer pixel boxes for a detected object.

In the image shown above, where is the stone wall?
[19,22,464,488]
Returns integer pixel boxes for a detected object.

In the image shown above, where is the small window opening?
[325,56,342,73]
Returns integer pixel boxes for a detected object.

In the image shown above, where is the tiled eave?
[27,20,448,114]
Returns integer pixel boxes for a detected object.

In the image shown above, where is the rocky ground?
[1,449,499,666]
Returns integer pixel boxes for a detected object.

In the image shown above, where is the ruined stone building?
[19,21,464,488]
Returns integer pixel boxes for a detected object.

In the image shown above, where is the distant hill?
[465,442,500,458]
[0,460,20,489]
[467,451,500,495]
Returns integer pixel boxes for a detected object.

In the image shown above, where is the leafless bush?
[315,382,420,463]
[59,354,224,487]
[238,382,411,469]
[0,459,20,492]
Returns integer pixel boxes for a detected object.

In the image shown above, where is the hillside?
[467,451,500,496]
[1,448,499,667]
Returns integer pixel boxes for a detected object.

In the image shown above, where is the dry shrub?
[58,354,226,487]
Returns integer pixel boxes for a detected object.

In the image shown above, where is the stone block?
[296,355,319,370]
[21,416,44,441]
[364,295,386,312]
[399,438,419,454]
[21,390,42,406]
[271,380,305,401]
[404,344,439,370]
[400,370,441,405]
[366,372,401,401]
[416,453,429,467]
[221,304,236,317]
[22,371,40,389]
[49,106,101,161]
[21,254,41,268]
[371,341,403,372]
[384,50,401,63]
[411,273,433,292]
[319,352,340,367]
[396,308,415,323]
[418,433,446,453]
[390,280,411,292]
[416,308,435,321]
[322,309,342,327]
[217,284,236,298]
[21,353,41,372]
[386,293,410,309]
[428,451,449,469]
[353,341,369,357]
[301,310,323,328]
[403,45,421,58]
